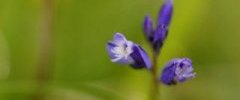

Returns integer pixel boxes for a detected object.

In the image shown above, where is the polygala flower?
[143,0,173,53]
[106,33,151,69]
[107,0,195,88]
[160,58,196,85]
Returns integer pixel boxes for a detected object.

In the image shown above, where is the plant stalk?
[31,0,54,100]
[150,51,160,100]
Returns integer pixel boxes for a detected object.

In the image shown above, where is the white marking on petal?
[109,34,134,64]
[111,57,122,62]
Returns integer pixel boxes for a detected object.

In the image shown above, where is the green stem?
[150,51,160,100]
[31,0,54,100]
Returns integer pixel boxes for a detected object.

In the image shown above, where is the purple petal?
[106,42,118,59]
[160,59,177,85]
[113,56,134,64]
[130,45,152,69]
[113,33,127,44]
[106,42,134,65]
[157,0,173,27]
[153,25,168,53]
[174,58,195,82]
[106,34,135,65]
[180,58,192,67]
[143,16,154,41]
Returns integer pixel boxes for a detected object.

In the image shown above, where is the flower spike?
[143,0,173,53]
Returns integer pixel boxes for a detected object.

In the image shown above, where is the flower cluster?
[144,0,173,53]
[106,0,195,85]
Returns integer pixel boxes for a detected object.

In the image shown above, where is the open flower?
[160,58,196,85]
[106,33,151,69]
[143,0,173,53]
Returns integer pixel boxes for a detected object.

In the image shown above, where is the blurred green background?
[0,0,240,100]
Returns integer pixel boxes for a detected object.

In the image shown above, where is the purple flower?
[160,58,196,85]
[143,0,173,53]
[106,33,151,69]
